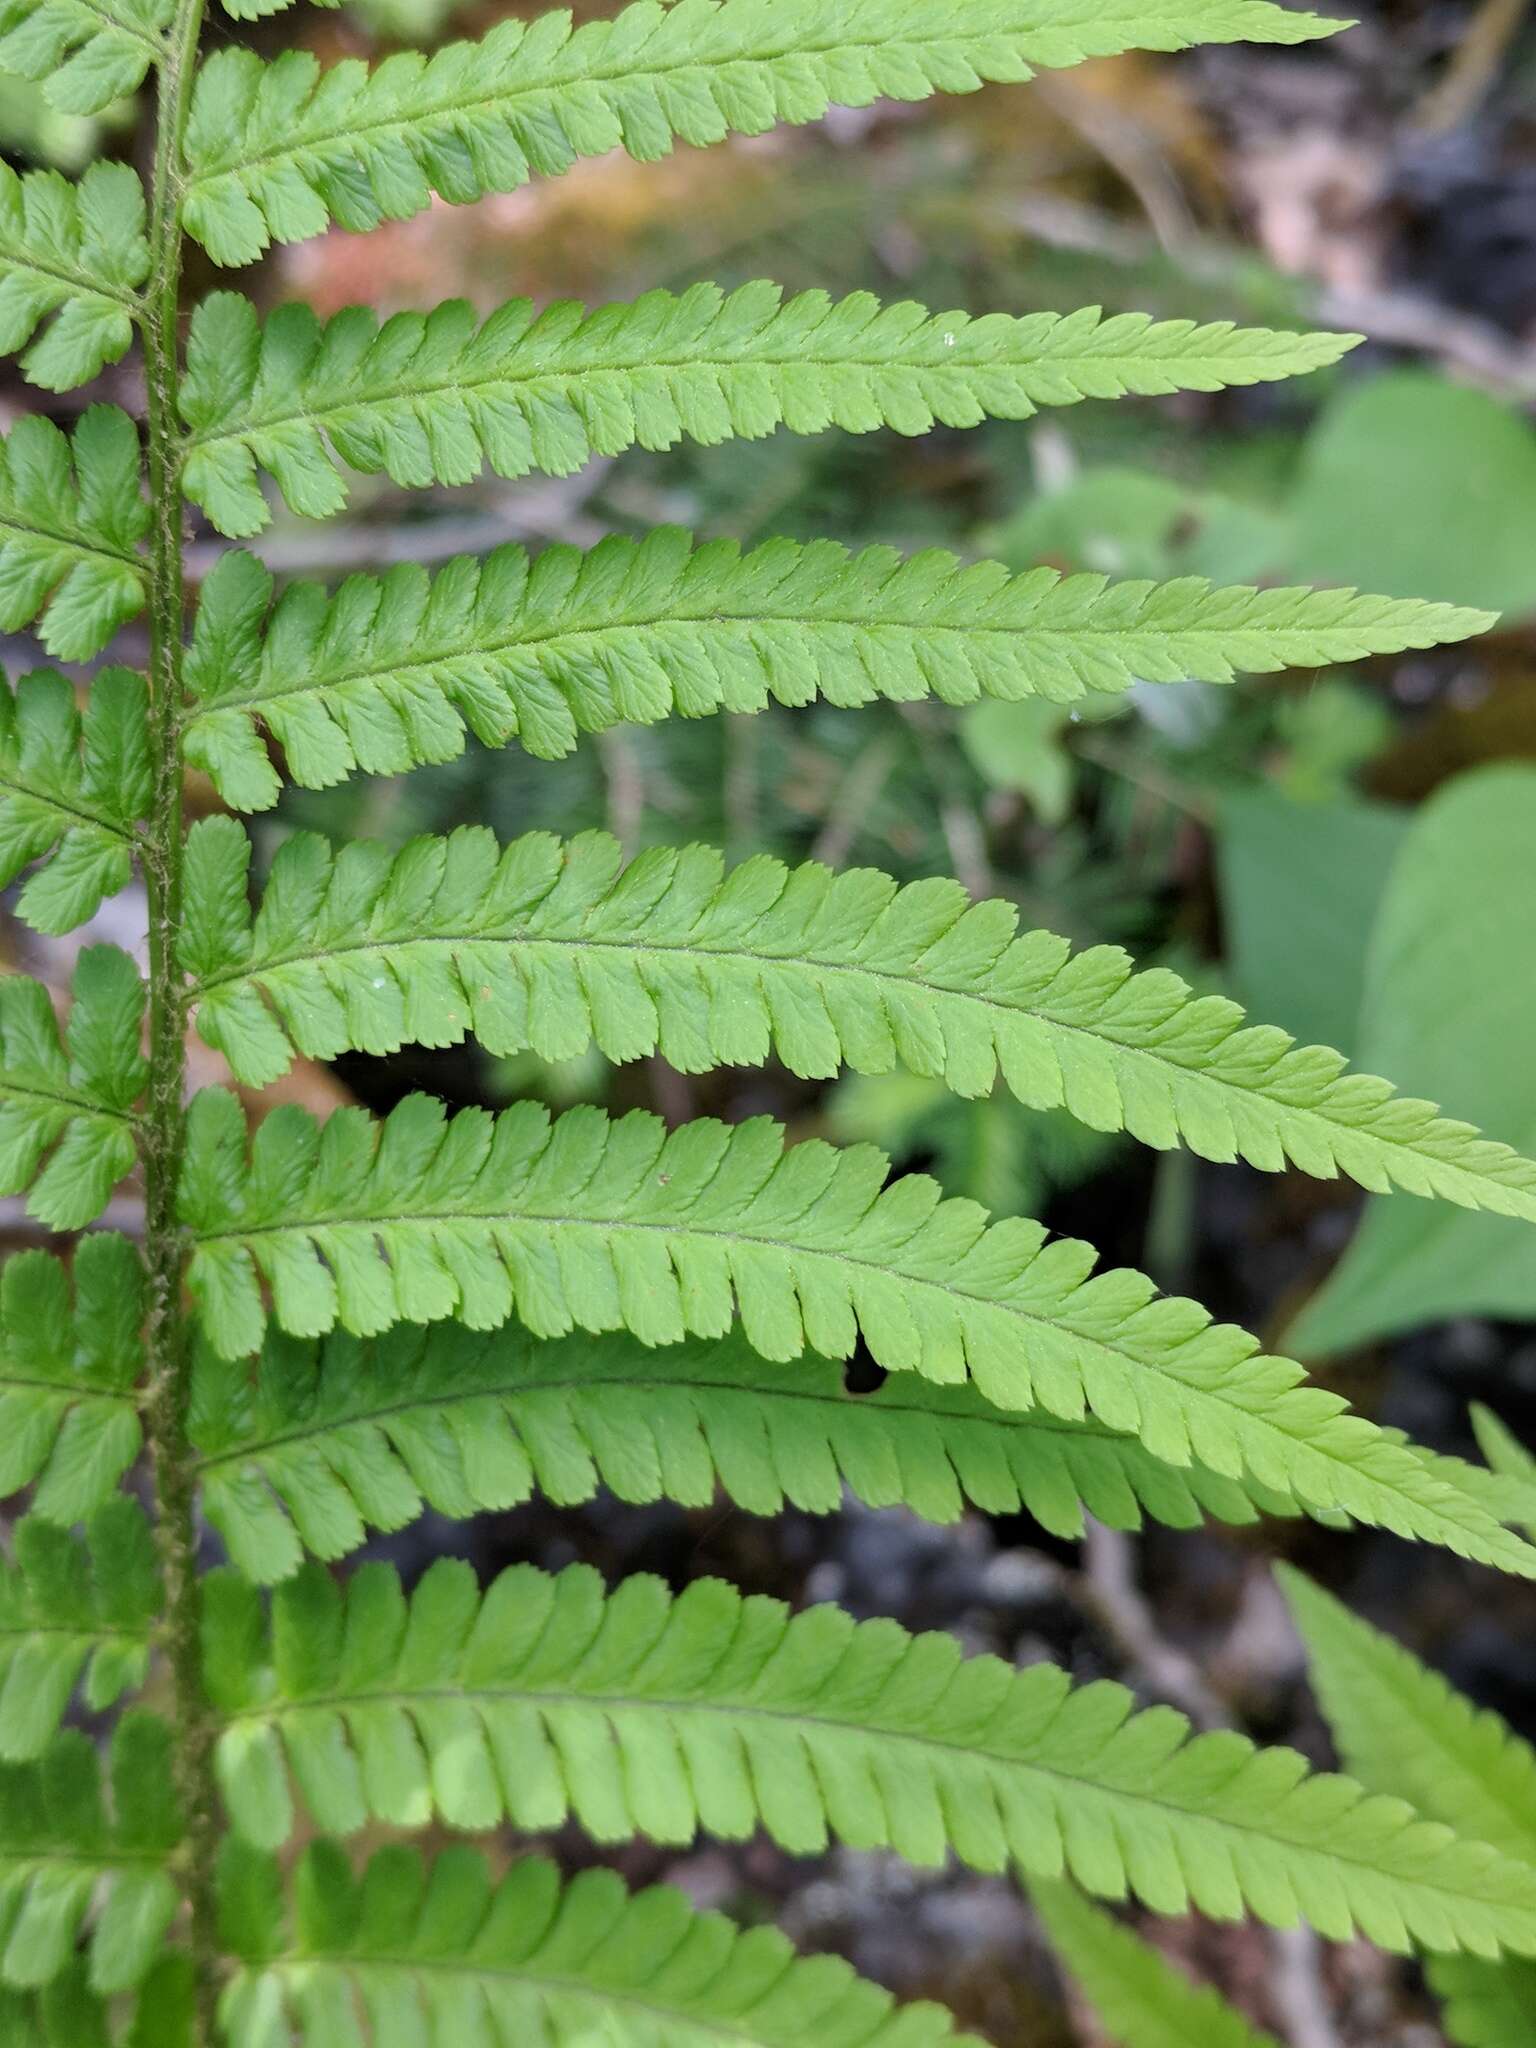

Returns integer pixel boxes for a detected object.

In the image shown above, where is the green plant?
[5,0,1536,2041]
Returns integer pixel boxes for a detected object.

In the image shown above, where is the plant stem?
[141,0,217,2034]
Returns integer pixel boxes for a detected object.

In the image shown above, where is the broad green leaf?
[1291,766,1536,1355]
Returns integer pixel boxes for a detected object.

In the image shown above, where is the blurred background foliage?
[9,0,1536,2040]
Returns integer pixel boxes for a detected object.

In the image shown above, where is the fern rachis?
[0,0,1529,2039]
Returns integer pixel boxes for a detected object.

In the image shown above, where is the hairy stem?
[141,0,217,2034]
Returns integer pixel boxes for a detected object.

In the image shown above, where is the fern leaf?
[0,0,169,116]
[0,407,147,660]
[0,669,150,936]
[0,163,147,392]
[1277,1566,1536,1867]
[176,1089,1536,1577]
[0,1715,177,1995]
[1429,1957,1536,2048]
[0,1238,143,1523]
[1279,1569,1536,2048]
[189,1321,1299,1585]
[187,819,1536,1223]
[177,286,1357,538]
[220,1840,987,2048]
[0,1957,191,2048]
[0,1501,157,1761]
[1470,1404,1536,1535]
[0,950,145,1229]
[1032,1878,1281,2048]
[181,536,1490,805]
[203,1556,1536,1958]
[180,0,1342,265]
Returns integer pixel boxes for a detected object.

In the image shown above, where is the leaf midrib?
[189,1363,1226,1472]
[0,239,143,312]
[0,766,136,843]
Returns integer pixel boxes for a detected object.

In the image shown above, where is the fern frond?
[179,0,1342,265]
[0,950,145,1229]
[189,1321,1299,1585]
[0,163,147,393]
[0,407,147,661]
[0,1501,157,1762]
[181,536,1489,805]
[0,1238,143,1523]
[1279,1570,1536,2047]
[220,1840,987,2048]
[0,669,150,936]
[0,0,169,116]
[186,820,1536,1222]
[177,286,1357,538]
[1429,1957,1536,2048]
[1278,1567,1536,1867]
[176,1090,1536,1577]
[203,1557,1536,1958]
[0,1715,177,1995]
[1031,1878,1281,2048]
[1470,1405,1536,1533]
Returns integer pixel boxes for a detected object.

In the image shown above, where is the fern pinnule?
[177,286,1358,538]
[189,1321,1301,1585]
[204,1558,1536,1962]
[0,407,147,660]
[0,1237,143,1523]
[1032,1879,1283,2048]
[0,161,147,392]
[1281,1567,1536,2048]
[176,1089,1536,1573]
[185,818,1536,1223]
[221,1840,988,2048]
[182,533,1493,804]
[0,1714,178,1996]
[0,0,168,118]
[0,949,145,1229]
[0,667,151,935]
[180,0,1344,265]
[0,1500,157,1762]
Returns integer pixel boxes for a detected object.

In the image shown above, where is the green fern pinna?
[2,0,1535,2040]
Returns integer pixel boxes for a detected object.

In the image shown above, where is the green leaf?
[0,949,145,1230]
[1277,1566,1536,1866]
[1470,1406,1536,1537]
[0,668,150,936]
[0,0,170,116]
[0,1716,178,1995]
[177,286,1358,538]
[0,1501,157,1761]
[1290,766,1536,1356]
[0,407,148,661]
[0,1237,143,1522]
[205,1558,1536,1960]
[176,1089,1536,1577]
[1279,1566,1536,2048]
[0,162,147,392]
[180,0,1344,265]
[221,1841,988,2048]
[1291,371,1536,617]
[1429,1956,1536,2048]
[189,1320,1302,1584]
[181,533,1486,804]
[1215,789,1407,1059]
[186,821,1536,1223]
[1032,1879,1282,2048]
